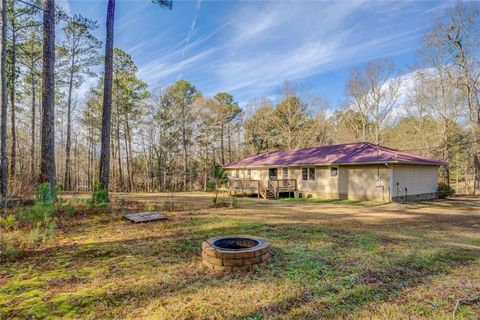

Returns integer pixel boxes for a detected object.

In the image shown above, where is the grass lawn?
[1,192,480,319]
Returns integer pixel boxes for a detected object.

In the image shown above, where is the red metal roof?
[224,142,445,168]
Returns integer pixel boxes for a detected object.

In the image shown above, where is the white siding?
[392,165,438,198]
[226,164,438,201]
[289,165,390,200]
[225,168,268,182]
[338,165,390,200]
[289,166,339,198]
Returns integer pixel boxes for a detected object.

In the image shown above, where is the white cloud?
[139,47,216,83]
[210,1,421,100]
[182,0,202,58]
[121,0,445,106]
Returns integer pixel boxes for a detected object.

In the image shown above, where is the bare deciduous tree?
[409,69,464,184]
[345,59,401,144]
[424,1,480,192]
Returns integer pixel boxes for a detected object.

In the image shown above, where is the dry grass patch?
[1,193,479,319]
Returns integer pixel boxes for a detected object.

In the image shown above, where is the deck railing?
[229,179,259,190]
[272,179,297,190]
[229,178,297,198]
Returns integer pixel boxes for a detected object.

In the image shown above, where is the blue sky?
[61,0,454,109]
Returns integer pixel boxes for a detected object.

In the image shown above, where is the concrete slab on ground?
[123,212,167,223]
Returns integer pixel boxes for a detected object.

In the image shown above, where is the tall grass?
[0,183,75,259]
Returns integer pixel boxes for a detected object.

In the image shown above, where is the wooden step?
[266,190,276,198]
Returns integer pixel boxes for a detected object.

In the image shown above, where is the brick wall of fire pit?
[202,236,271,272]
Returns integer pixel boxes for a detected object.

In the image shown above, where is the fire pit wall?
[202,236,271,272]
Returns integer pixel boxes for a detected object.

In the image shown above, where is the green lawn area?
[1,192,479,319]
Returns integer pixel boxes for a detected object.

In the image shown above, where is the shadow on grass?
[242,247,479,319]
[206,201,480,231]
[2,213,480,319]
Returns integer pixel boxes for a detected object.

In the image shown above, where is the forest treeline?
[0,0,479,196]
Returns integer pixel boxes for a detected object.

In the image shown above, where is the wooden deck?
[228,179,297,199]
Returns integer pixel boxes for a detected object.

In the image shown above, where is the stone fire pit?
[202,235,271,272]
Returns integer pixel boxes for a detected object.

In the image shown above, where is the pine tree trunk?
[0,0,7,196]
[227,123,232,163]
[115,90,123,190]
[123,130,131,192]
[40,0,56,186]
[182,106,187,191]
[220,123,224,165]
[99,0,115,194]
[123,114,133,192]
[73,136,78,191]
[9,29,16,179]
[127,128,134,192]
[122,113,129,191]
[72,136,76,190]
[111,131,116,190]
[64,68,74,190]
[30,68,36,180]
[87,128,92,189]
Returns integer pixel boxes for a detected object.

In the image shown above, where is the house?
[223,142,444,201]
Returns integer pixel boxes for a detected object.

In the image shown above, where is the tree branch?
[453,295,480,318]
[15,0,43,11]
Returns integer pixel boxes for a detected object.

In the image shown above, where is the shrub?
[17,202,55,226]
[0,214,16,231]
[212,164,229,204]
[145,203,156,212]
[58,201,77,217]
[37,182,58,204]
[206,181,216,192]
[29,220,55,244]
[90,183,109,209]
[438,182,455,199]
[119,197,127,214]
[17,202,56,248]
[1,205,53,259]
[0,184,60,259]
[0,233,22,259]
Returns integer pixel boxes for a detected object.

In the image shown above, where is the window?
[330,167,338,177]
[269,168,278,180]
[302,168,308,181]
[375,175,381,187]
[247,169,251,178]
[282,167,288,179]
[302,167,315,181]
[235,169,239,179]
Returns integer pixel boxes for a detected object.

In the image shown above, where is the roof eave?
[223,160,446,169]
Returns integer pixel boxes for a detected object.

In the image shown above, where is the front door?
[269,168,278,180]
